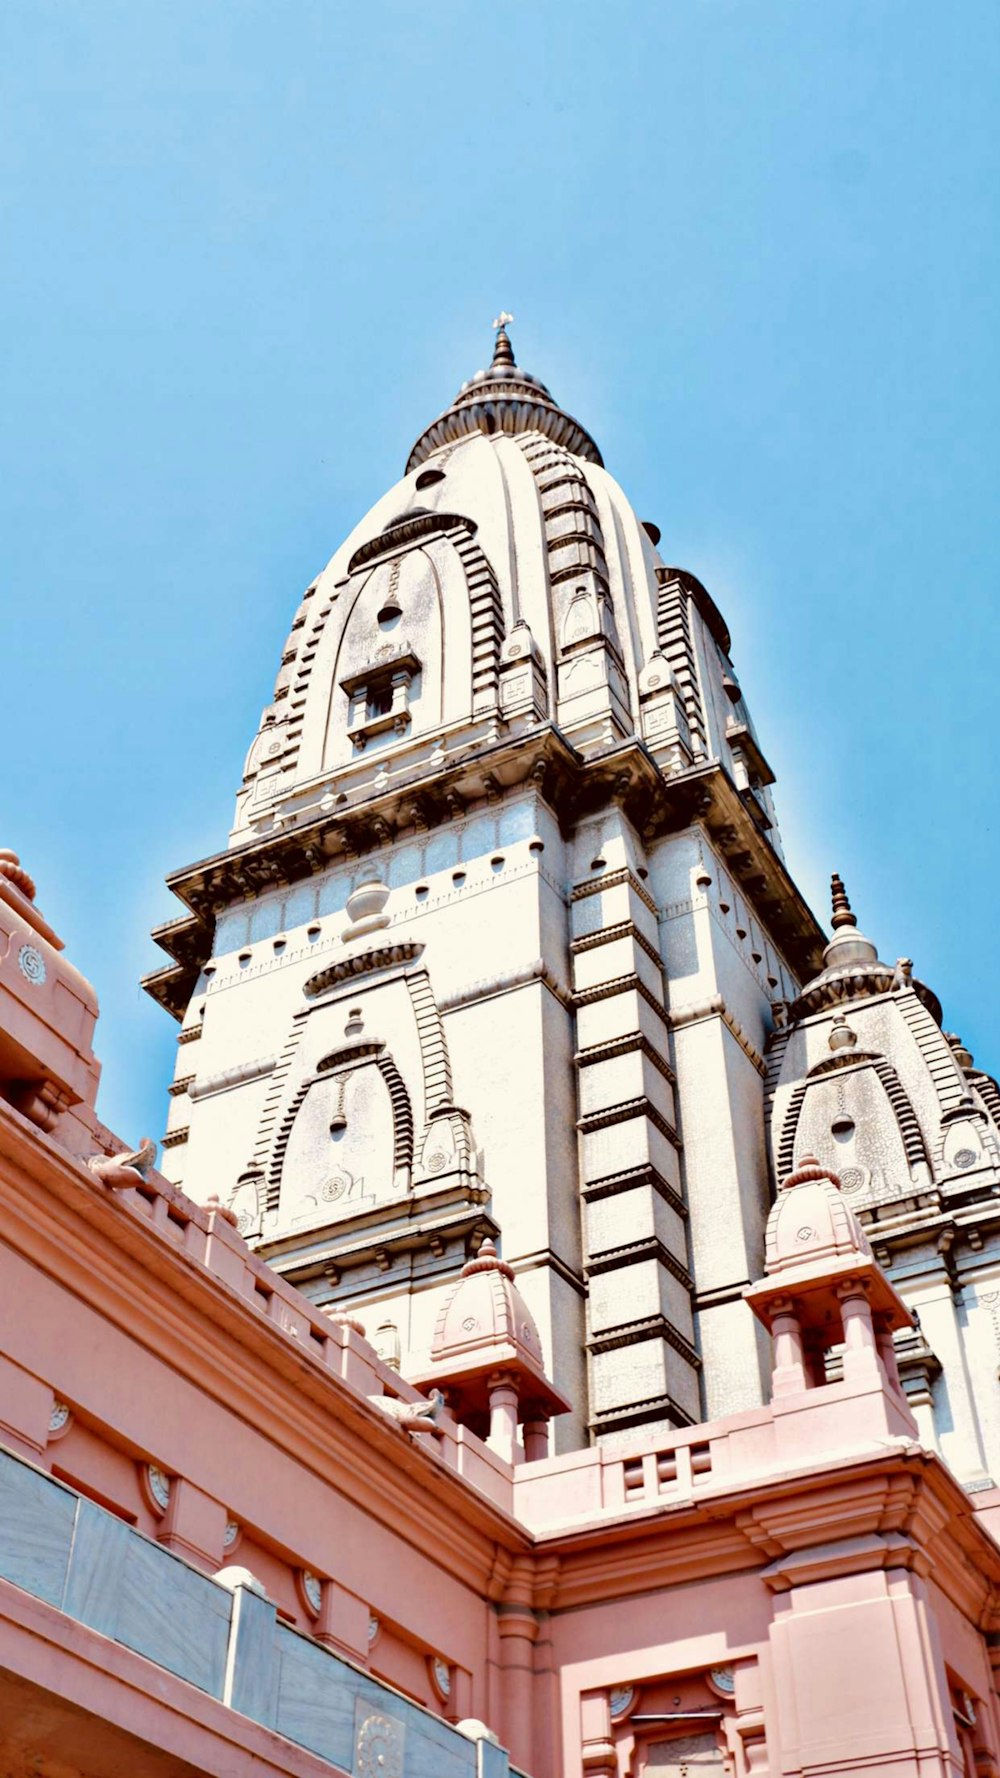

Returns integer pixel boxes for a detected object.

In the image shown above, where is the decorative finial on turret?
[461,1236,515,1280]
[491,311,515,369]
[830,872,857,932]
[0,850,37,904]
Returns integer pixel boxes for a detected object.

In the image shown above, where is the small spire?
[0,850,37,903]
[830,872,857,931]
[491,311,516,369]
[462,1236,514,1280]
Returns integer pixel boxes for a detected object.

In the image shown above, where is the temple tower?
[768,874,1000,1488]
[145,323,826,1448]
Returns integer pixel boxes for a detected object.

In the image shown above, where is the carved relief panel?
[782,1055,928,1207]
[234,944,481,1243]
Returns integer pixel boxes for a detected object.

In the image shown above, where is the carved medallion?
[17,944,46,986]
[431,1656,452,1699]
[709,1664,736,1695]
[147,1465,172,1512]
[301,1570,323,1615]
[355,1709,403,1778]
[321,1173,351,1202]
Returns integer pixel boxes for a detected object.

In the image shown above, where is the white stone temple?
[146,322,1000,1471]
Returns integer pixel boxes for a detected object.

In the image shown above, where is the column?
[769,1298,808,1398]
[837,1282,882,1387]
[488,1372,520,1465]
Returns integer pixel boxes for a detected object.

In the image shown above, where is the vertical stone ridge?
[446,525,505,713]
[654,569,707,756]
[406,971,453,1114]
[254,1011,310,1210]
[895,991,968,1115]
[570,862,700,1437]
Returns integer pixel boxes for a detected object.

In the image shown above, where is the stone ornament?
[430,1655,452,1700]
[0,848,37,903]
[709,1665,736,1696]
[88,1138,157,1192]
[609,1684,636,1720]
[368,1389,444,1437]
[213,1565,270,1597]
[300,1570,323,1616]
[17,944,46,986]
[146,1465,172,1513]
[355,1709,404,1778]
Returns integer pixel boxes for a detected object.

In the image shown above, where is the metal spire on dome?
[830,872,857,931]
[491,311,516,368]
[406,316,603,471]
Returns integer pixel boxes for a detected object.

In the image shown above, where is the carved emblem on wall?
[321,1171,356,1203]
[146,1464,172,1513]
[17,944,46,986]
[609,1684,636,1720]
[430,1655,452,1700]
[354,1707,404,1778]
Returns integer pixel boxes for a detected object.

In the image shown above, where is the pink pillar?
[159,1478,227,1569]
[875,1316,904,1394]
[488,1370,520,1464]
[837,1282,882,1385]
[580,1688,616,1776]
[522,1416,549,1462]
[499,1556,537,1772]
[770,1297,808,1397]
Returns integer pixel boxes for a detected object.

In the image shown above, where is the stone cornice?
[527,1445,1000,1623]
[144,734,826,1020]
[347,511,477,574]
[303,940,423,998]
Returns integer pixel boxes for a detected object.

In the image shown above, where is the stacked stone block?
[571,864,699,1439]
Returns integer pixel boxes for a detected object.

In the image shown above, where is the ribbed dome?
[406,323,603,471]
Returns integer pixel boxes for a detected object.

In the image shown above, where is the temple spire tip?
[830,871,857,931]
[491,311,515,368]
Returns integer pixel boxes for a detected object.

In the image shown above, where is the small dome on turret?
[411,1239,569,1427]
[764,1155,873,1275]
[431,1238,545,1369]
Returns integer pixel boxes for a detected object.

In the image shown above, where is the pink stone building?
[2,326,1000,1778]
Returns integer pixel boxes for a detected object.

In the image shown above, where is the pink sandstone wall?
[2,1084,1000,1776]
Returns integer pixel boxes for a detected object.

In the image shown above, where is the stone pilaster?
[571,863,699,1440]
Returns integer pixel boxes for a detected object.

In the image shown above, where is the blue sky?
[2,1,997,1144]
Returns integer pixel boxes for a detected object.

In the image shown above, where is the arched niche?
[276,1043,411,1230]
[789,1057,925,1205]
